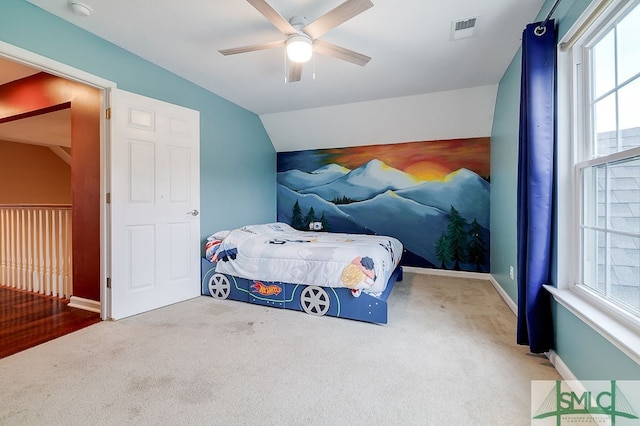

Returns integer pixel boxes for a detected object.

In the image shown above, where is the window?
[572,0,640,321]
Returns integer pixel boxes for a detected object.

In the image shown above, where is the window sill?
[544,285,640,365]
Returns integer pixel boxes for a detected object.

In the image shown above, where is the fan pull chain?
[283,48,288,83]
[312,51,316,80]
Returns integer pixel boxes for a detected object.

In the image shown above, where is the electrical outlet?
[509,266,514,280]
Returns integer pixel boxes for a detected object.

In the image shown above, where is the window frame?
[552,0,640,364]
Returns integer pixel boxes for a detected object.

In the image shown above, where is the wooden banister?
[0,205,72,299]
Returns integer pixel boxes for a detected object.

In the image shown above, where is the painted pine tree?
[446,205,468,270]
[467,218,486,271]
[435,231,452,269]
[304,206,316,229]
[290,200,305,230]
[320,211,329,232]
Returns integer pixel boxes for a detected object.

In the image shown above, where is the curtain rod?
[537,0,562,33]
[559,0,613,51]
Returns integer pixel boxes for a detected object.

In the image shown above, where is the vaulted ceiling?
[2,1,547,151]
[22,0,545,115]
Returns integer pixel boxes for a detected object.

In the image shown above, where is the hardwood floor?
[0,286,101,359]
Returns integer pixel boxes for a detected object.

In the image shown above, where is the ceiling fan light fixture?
[286,34,313,63]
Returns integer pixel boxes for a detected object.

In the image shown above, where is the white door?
[109,88,200,319]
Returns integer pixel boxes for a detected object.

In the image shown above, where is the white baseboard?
[68,296,101,313]
[402,266,518,315]
[546,350,578,381]
[402,266,490,280]
[488,274,518,315]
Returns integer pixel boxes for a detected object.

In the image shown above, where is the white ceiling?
[22,0,546,116]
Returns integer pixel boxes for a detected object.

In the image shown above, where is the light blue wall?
[491,0,640,378]
[490,50,522,302]
[0,0,276,242]
[554,304,640,379]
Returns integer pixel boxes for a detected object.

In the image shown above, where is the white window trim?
[546,286,640,364]
[554,0,640,365]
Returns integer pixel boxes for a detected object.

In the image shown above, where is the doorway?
[1,40,203,327]
[0,53,105,354]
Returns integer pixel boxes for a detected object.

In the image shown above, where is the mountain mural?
[277,139,491,272]
[396,168,490,228]
[277,163,349,191]
[299,159,421,202]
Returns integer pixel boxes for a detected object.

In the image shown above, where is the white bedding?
[207,223,402,296]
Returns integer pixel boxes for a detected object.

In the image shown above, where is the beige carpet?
[0,272,559,425]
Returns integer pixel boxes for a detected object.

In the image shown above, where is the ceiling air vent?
[451,17,478,41]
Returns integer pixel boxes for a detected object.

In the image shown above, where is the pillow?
[207,230,230,241]
[205,239,223,262]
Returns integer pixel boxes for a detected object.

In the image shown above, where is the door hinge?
[106,277,111,288]
[105,107,111,120]
[106,192,111,204]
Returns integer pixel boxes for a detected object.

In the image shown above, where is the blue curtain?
[516,20,556,354]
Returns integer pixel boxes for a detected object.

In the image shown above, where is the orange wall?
[0,73,101,302]
[0,140,71,204]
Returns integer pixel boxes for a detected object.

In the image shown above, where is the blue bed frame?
[201,258,403,324]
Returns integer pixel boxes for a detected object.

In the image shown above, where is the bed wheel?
[208,273,231,300]
[300,286,330,317]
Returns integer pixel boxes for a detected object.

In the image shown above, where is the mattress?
[206,223,403,296]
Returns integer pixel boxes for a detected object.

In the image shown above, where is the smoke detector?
[67,1,93,17]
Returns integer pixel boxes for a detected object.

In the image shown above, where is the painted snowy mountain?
[277,184,370,233]
[299,159,421,202]
[337,190,451,266]
[396,168,490,228]
[277,164,349,191]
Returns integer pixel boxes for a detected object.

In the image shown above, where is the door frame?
[0,40,116,319]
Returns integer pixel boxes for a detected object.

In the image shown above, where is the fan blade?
[219,40,285,56]
[247,0,297,35]
[287,62,303,83]
[303,0,374,39]
[313,39,371,66]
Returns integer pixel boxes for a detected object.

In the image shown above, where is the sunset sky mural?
[277,137,490,181]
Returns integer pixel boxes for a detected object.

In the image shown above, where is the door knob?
[187,209,199,216]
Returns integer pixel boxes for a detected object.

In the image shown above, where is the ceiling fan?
[219,0,374,83]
